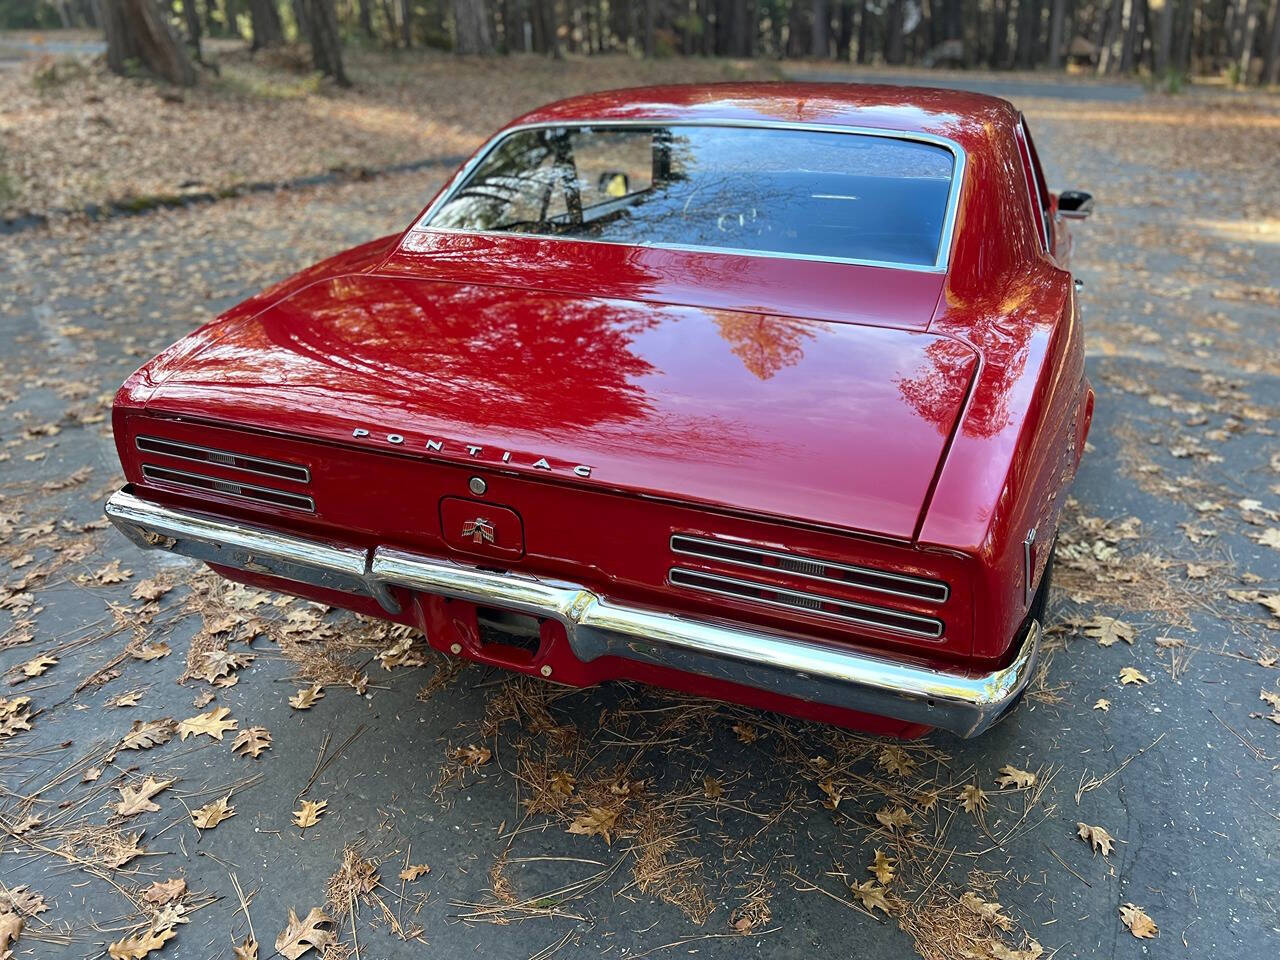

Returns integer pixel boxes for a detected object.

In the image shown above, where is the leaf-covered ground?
[1,55,1278,960]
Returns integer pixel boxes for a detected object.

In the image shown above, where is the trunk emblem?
[461,517,496,545]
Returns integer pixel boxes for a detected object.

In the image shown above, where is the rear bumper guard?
[106,487,1039,738]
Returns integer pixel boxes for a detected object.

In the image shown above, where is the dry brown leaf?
[960,891,1014,930]
[731,721,757,743]
[192,794,235,829]
[107,925,175,959]
[453,744,491,767]
[141,877,186,905]
[17,653,57,678]
[120,718,175,750]
[1119,666,1151,685]
[1119,902,1158,938]
[0,911,21,956]
[108,690,144,708]
[959,783,988,814]
[552,770,577,797]
[995,765,1037,789]
[0,885,48,918]
[1253,528,1280,550]
[275,907,334,959]
[293,800,327,829]
[868,848,895,885]
[877,745,916,777]
[234,937,259,960]
[398,863,430,882]
[1084,615,1135,646]
[874,805,912,830]
[818,777,843,810]
[289,684,324,710]
[567,805,620,844]
[1093,698,1111,711]
[131,578,172,602]
[1077,822,1116,856]
[131,641,171,661]
[94,560,133,584]
[117,776,173,817]
[701,775,722,800]
[0,696,33,739]
[850,880,890,914]
[177,707,237,741]
[83,766,103,783]
[232,726,272,758]
[991,941,1044,960]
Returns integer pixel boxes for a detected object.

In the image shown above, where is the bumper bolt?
[449,643,462,655]
[539,665,552,678]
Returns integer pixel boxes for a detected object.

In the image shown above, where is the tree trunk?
[1151,0,1175,72]
[248,0,284,49]
[1266,0,1280,84]
[102,0,197,84]
[855,0,870,62]
[643,0,655,55]
[992,0,1012,66]
[301,0,350,85]
[836,0,853,58]
[183,0,203,60]
[811,0,829,55]
[292,0,310,39]
[884,0,905,63]
[358,0,374,37]
[451,0,492,51]
[1047,0,1066,66]
[401,0,413,47]
[1238,0,1261,78]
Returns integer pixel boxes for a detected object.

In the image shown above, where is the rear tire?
[1027,539,1055,625]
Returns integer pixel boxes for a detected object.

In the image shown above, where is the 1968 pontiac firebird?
[105,84,1095,739]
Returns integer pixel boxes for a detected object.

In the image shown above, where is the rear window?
[424,125,957,267]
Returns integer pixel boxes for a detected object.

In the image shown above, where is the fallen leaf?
[960,891,1014,930]
[1253,528,1280,551]
[131,641,171,661]
[959,783,988,814]
[0,696,33,738]
[1119,902,1158,938]
[117,776,173,817]
[868,848,895,885]
[232,726,272,758]
[991,941,1044,960]
[12,815,40,835]
[0,911,21,956]
[177,707,237,741]
[0,885,48,918]
[850,880,890,914]
[83,766,103,782]
[731,721,757,743]
[1077,821,1116,856]
[874,805,913,830]
[552,770,577,797]
[817,777,843,810]
[234,937,259,960]
[567,805,620,844]
[107,926,175,959]
[701,775,722,800]
[1084,616,1135,647]
[877,744,917,776]
[141,877,186,905]
[120,718,175,750]
[108,690,144,708]
[1119,666,1151,685]
[275,907,334,960]
[994,765,1037,789]
[131,578,172,602]
[293,800,327,829]
[191,794,235,829]
[1093,698,1111,711]
[94,560,133,584]
[453,744,491,767]
[399,863,430,882]
[289,684,324,709]
[17,653,57,678]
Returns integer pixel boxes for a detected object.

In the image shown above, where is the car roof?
[505,82,1021,149]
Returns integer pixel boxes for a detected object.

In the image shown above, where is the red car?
[106,84,1093,738]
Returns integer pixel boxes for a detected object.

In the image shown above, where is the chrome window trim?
[670,534,949,604]
[140,465,316,513]
[668,566,945,640]
[136,436,311,483]
[411,118,968,274]
[1014,118,1051,253]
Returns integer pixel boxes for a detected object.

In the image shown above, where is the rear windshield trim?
[414,119,967,273]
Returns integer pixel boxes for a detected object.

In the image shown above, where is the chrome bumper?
[105,488,1039,737]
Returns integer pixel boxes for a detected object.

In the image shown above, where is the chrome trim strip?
[140,465,316,513]
[136,436,311,483]
[670,534,949,604]
[104,488,1038,737]
[411,118,968,274]
[668,567,945,640]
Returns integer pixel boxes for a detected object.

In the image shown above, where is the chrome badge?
[461,517,496,545]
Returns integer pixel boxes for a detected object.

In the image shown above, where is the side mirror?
[1057,190,1094,220]
[598,171,630,198]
